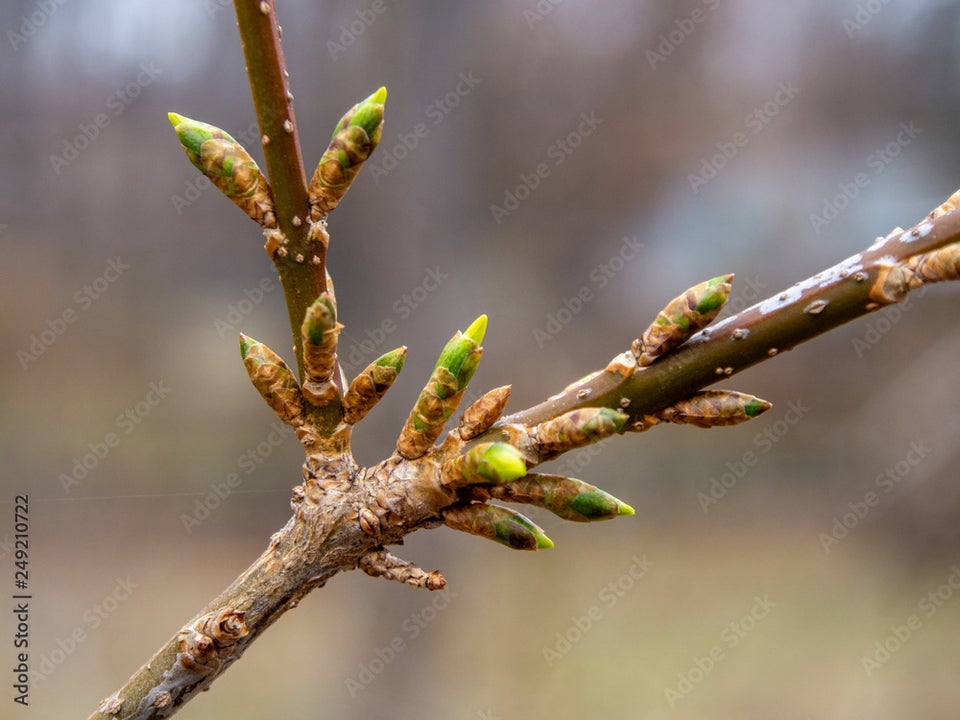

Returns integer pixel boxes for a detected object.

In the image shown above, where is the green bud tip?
[744,397,772,417]
[464,314,488,345]
[479,443,528,484]
[695,274,735,315]
[239,333,257,359]
[536,533,555,549]
[618,502,636,516]
[434,315,486,379]
[333,86,388,141]
[167,113,236,158]
[597,407,629,433]
[375,346,407,371]
[509,510,554,549]
[304,296,337,345]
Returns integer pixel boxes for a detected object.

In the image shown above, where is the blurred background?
[3,0,960,717]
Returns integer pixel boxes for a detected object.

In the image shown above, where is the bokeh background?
[3,0,960,717]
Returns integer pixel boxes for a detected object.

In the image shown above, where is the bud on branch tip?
[484,474,635,522]
[443,503,554,551]
[442,442,528,488]
[308,87,387,217]
[168,112,275,227]
[239,334,304,427]
[634,274,733,365]
[396,315,487,459]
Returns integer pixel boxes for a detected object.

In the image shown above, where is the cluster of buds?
[168,83,785,562]
[239,290,406,439]
[168,86,386,241]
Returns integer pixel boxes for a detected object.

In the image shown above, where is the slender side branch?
[234,0,325,382]
[494,202,960,432]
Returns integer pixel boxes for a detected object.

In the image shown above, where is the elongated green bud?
[442,442,527,488]
[633,274,733,365]
[533,407,627,460]
[343,347,406,425]
[301,293,342,406]
[308,87,386,218]
[240,334,304,426]
[443,503,553,551]
[459,385,511,440]
[657,390,771,429]
[486,473,634,522]
[396,316,486,459]
[168,113,275,227]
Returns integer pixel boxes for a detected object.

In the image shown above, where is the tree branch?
[88,187,960,720]
[494,202,960,432]
[234,0,325,384]
[89,3,960,718]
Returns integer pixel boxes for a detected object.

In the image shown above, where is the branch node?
[358,548,447,590]
[358,506,382,537]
